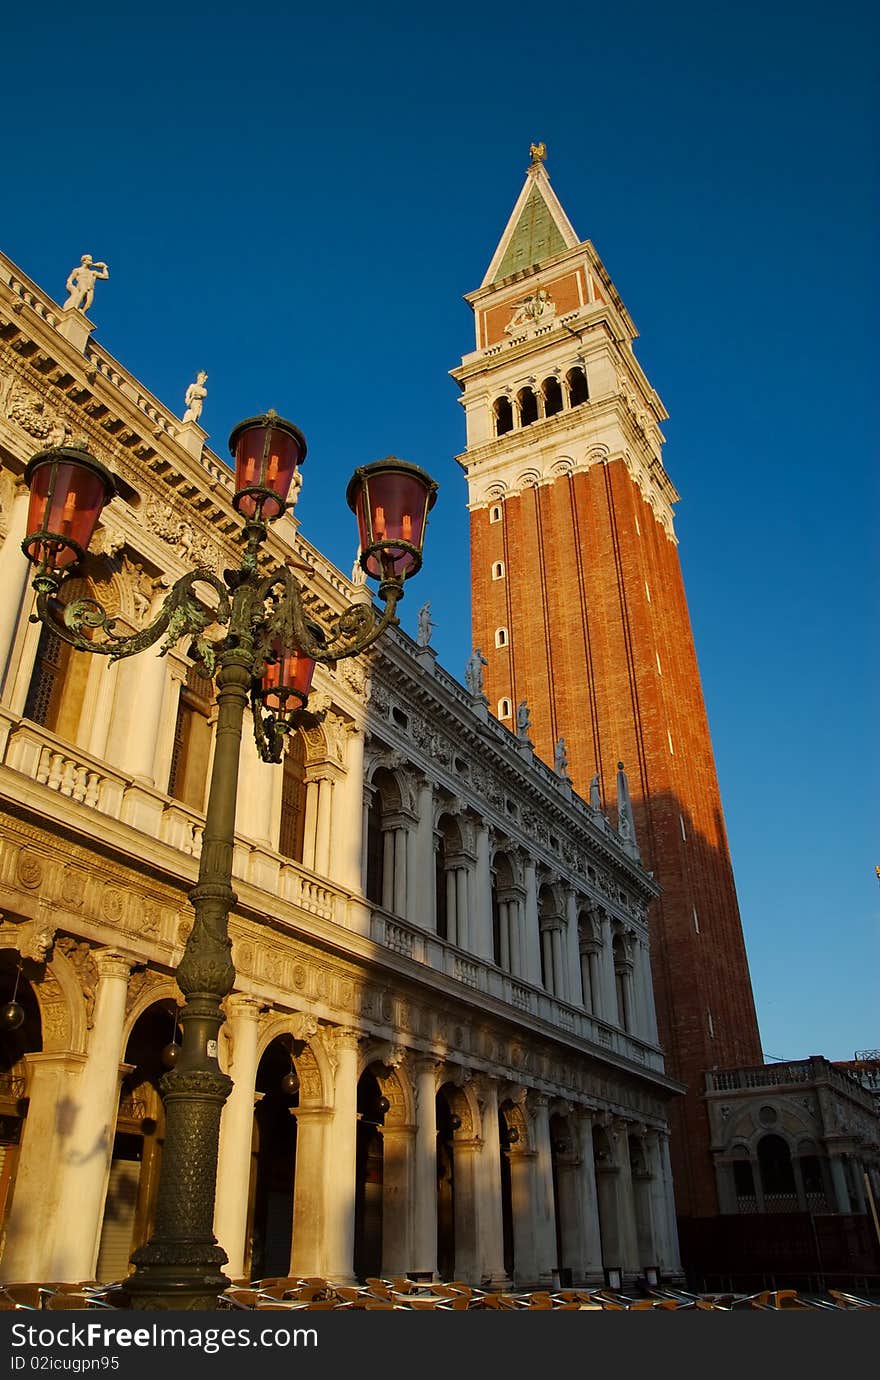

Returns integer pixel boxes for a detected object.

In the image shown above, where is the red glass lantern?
[258,636,317,712]
[346,457,438,581]
[228,410,306,521]
[22,446,116,571]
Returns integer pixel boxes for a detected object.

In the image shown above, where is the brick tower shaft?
[453,149,762,1218]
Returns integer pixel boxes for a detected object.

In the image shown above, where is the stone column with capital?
[44,950,135,1282]
[522,860,542,986]
[657,1132,682,1273]
[323,1028,361,1283]
[473,824,494,961]
[337,725,365,893]
[572,1109,605,1282]
[414,781,436,932]
[1,1051,88,1281]
[214,995,264,1278]
[829,1154,851,1213]
[411,1056,440,1279]
[530,1095,559,1286]
[564,892,582,1005]
[474,1078,510,1289]
[597,912,617,1022]
[0,486,31,695]
[614,1121,642,1274]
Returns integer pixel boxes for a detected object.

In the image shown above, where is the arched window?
[494,397,514,436]
[24,576,94,741]
[491,561,505,580]
[279,731,307,862]
[517,387,538,427]
[489,504,503,524]
[542,376,563,417]
[495,627,508,648]
[168,664,214,811]
[757,1133,797,1209]
[498,698,511,719]
[566,366,589,407]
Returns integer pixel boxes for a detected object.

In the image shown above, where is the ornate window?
[168,665,214,811]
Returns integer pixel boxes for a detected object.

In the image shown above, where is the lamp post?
[20,412,437,1309]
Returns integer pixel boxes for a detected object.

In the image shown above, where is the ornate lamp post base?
[121,1065,234,1310]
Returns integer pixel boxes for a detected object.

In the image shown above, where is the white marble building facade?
[0,249,683,1289]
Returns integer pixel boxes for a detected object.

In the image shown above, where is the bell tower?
[452,147,762,1219]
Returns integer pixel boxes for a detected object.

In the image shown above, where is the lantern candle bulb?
[374,505,386,538]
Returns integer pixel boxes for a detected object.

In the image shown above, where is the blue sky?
[3,1,876,1062]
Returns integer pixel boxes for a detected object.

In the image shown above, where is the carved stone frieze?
[55,936,99,1027]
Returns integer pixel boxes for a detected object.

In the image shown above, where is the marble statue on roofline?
[62,255,109,313]
[182,371,208,424]
[589,773,602,811]
[554,736,569,778]
[516,699,531,740]
[465,646,488,696]
[416,601,435,648]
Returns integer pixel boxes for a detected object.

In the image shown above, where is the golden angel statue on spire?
[529,141,547,164]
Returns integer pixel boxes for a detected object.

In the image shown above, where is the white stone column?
[455,867,469,950]
[0,487,31,698]
[289,1106,332,1278]
[523,860,542,985]
[509,894,523,977]
[214,996,263,1278]
[84,658,119,762]
[323,1029,361,1283]
[392,827,408,916]
[550,926,566,1001]
[598,913,617,1020]
[540,926,553,992]
[614,1121,642,1274]
[573,1110,604,1282]
[381,826,395,911]
[445,868,457,945]
[658,1133,682,1273]
[411,1057,439,1279]
[473,824,493,961]
[405,825,419,922]
[1,1051,87,1281]
[104,646,169,784]
[302,778,320,871]
[644,1132,672,1273]
[337,727,364,892]
[361,784,372,894]
[565,893,582,1005]
[530,1095,558,1285]
[499,901,510,970]
[314,777,333,877]
[509,1143,538,1286]
[415,782,436,932]
[475,1078,509,1288]
[236,710,275,846]
[44,950,134,1282]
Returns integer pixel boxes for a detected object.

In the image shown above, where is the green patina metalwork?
[493,183,568,281]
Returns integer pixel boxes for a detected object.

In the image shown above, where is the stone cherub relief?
[62,255,110,314]
[182,371,208,424]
